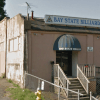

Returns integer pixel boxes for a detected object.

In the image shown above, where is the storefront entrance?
[56,51,72,76]
[54,34,82,77]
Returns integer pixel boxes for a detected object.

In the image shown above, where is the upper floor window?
[9,37,21,52]
[0,42,4,51]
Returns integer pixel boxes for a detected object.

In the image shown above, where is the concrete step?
[69,83,81,85]
[55,77,90,99]
[70,81,80,84]
[68,78,78,80]
[69,79,80,83]
[69,90,86,94]
[68,96,90,100]
[69,86,83,89]
[69,87,84,90]
[68,93,89,97]
[69,79,79,82]
[67,78,89,99]
[69,95,89,98]
[68,93,87,97]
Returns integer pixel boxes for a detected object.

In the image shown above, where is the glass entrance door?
[56,51,72,76]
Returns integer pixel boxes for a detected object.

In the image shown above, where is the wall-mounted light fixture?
[97,36,100,39]
[50,61,54,65]
[33,33,37,35]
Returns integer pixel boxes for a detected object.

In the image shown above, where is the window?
[10,39,13,52]
[9,37,21,52]
[14,38,18,51]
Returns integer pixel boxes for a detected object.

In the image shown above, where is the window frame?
[9,37,21,52]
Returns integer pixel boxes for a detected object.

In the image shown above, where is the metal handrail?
[79,64,96,77]
[90,91,98,100]
[77,65,90,94]
[77,65,90,83]
[25,72,83,96]
[57,64,71,84]
[91,96,98,100]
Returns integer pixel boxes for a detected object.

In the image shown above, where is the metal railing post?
[90,91,92,100]
[78,89,80,100]
[87,82,88,94]
[67,81,69,97]
[58,65,60,100]
[38,79,40,89]
[94,65,96,77]
[58,86,60,100]
[77,64,78,78]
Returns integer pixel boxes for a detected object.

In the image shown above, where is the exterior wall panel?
[76,35,87,64]
[94,35,100,66]
[6,14,24,88]
[87,35,93,64]
[27,31,91,89]
[0,18,7,77]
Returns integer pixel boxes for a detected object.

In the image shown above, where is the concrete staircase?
[68,78,90,100]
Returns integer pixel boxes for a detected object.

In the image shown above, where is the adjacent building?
[0,13,100,94]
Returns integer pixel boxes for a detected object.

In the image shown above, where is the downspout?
[23,31,26,88]
[26,31,28,73]
[25,31,28,72]
[24,30,28,88]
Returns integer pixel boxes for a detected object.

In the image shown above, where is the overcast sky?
[4,0,100,19]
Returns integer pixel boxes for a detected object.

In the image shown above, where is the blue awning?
[53,34,81,51]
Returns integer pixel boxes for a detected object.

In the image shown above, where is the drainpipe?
[50,61,54,83]
[26,31,28,72]
[24,31,28,88]
[27,13,29,20]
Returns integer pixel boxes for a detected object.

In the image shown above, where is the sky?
[4,0,100,19]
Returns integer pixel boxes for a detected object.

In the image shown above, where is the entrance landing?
[67,76,77,78]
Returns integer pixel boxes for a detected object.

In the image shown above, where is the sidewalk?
[0,78,13,100]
